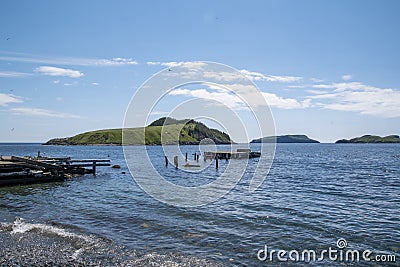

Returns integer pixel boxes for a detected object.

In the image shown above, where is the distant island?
[44,117,232,146]
[44,118,399,146]
[250,135,320,143]
[335,135,400,143]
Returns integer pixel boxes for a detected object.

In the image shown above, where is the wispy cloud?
[287,85,306,88]
[147,61,207,68]
[0,71,31,78]
[240,69,302,83]
[35,66,84,78]
[309,82,400,118]
[149,110,170,116]
[91,82,99,86]
[202,71,246,83]
[312,82,376,91]
[169,85,309,110]
[148,62,302,84]
[147,61,185,67]
[0,93,23,106]
[0,52,138,66]
[306,89,329,95]
[263,92,311,109]
[109,58,138,65]
[341,74,352,81]
[170,88,245,110]
[63,81,78,86]
[10,107,82,119]
[310,77,324,83]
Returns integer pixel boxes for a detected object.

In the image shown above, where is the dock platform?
[0,155,110,187]
[203,149,261,160]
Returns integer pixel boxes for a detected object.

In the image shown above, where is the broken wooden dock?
[203,149,261,160]
[0,155,110,187]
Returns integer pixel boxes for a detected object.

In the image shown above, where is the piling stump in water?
[174,156,178,169]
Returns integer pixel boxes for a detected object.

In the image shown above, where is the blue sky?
[0,0,399,142]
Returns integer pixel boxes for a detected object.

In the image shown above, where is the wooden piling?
[215,157,219,169]
[165,156,168,167]
[92,161,96,175]
[174,156,178,169]
[185,152,188,162]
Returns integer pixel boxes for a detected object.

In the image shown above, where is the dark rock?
[43,137,71,145]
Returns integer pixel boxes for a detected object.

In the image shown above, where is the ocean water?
[0,143,399,266]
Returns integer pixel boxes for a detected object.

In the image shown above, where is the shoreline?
[0,218,224,267]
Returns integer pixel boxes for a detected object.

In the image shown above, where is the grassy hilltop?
[44,117,232,145]
[251,134,320,143]
[335,135,400,143]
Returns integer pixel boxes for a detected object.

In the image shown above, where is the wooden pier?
[0,155,110,187]
[203,149,261,160]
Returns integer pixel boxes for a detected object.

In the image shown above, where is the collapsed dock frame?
[0,155,110,187]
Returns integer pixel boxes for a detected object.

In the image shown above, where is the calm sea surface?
[0,143,399,266]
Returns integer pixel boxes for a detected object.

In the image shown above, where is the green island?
[250,135,320,143]
[44,117,232,146]
[335,135,400,143]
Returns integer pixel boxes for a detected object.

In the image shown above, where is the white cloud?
[152,62,236,81]
[147,61,181,67]
[240,69,302,83]
[10,107,82,118]
[149,111,170,116]
[287,85,306,88]
[63,81,78,86]
[107,58,138,65]
[0,93,23,106]
[147,61,207,69]
[91,82,99,86]
[203,71,246,82]
[0,71,31,78]
[170,88,245,109]
[306,89,326,95]
[313,82,377,92]
[262,92,311,109]
[310,77,324,83]
[169,85,310,110]
[309,82,400,118]
[53,80,60,84]
[149,63,301,84]
[35,66,84,78]
[0,52,138,66]
[342,74,352,81]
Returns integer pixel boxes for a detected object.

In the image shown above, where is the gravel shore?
[0,220,224,267]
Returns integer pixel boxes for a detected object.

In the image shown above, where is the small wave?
[122,251,224,266]
[3,217,94,243]
[0,218,223,266]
